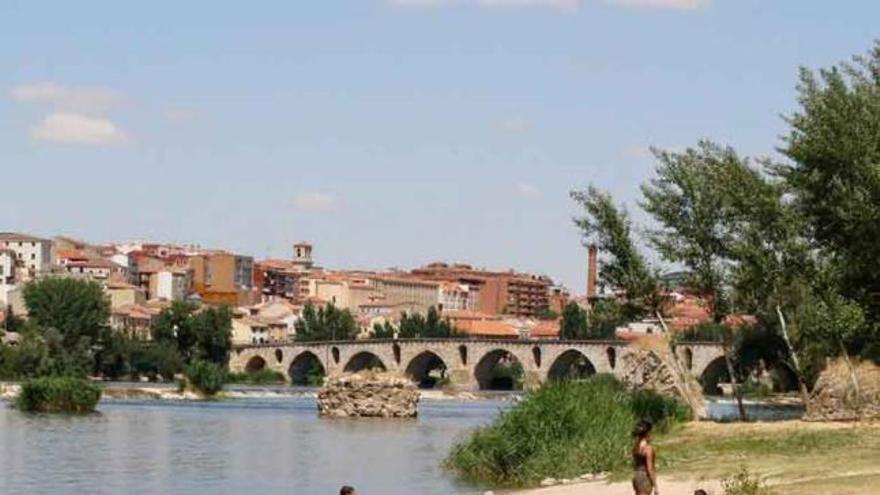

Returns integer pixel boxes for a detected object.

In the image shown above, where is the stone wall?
[317,371,419,418]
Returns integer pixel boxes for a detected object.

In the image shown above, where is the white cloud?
[500,116,529,133]
[163,107,196,122]
[10,82,123,114]
[604,0,708,10]
[388,0,580,12]
[293,192,340,213]
[516,183,542,198]
[30,112,127,145]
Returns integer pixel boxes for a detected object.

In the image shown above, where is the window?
[30,253,35,260]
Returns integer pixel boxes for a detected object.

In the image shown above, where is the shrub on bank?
[185,360,226,396]
[627,388,692,433]
[445,375,689,488]
[15,376,102,414]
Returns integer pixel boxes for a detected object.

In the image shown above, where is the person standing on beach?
[632,420,658,495]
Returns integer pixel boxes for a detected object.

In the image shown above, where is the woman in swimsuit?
[632,420,658,495]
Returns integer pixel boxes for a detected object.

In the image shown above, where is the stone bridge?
[229,339,728,392]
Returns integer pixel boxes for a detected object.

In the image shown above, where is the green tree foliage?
[560,300,623,340]
[296,302,358,341]
[397,306,461,339]
[571,186,661,318]
[372,321,396,339]
[185,360,226,396]
[560,301,588,339]
[151,301,231,365]
[779,42,880,321]
[641,141,744,322]
[23,277,109,348]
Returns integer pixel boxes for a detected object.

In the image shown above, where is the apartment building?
[410,262,552,318]
[0,232,53,278]
[189,251,256,305]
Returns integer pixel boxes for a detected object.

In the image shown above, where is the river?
[0,396,503,495]
[0,393,804,495]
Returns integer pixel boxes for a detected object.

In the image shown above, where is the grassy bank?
[445,375,689,488]
[514,421,880,495]
[654,421,880,495]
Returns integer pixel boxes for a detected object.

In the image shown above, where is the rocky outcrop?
[805,359,880,421]
[317,371,420,418]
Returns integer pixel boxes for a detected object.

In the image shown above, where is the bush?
[627,388,692,433]
[185,360,226,396]
[445,376,690,488]
[722,467,777,495]
[15,376,102,414]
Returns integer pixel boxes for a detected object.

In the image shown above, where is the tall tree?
[779,41,880,327]
[640,141,748,419]
[570,185,661,318]
[23,278,110,348]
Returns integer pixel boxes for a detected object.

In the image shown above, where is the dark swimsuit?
[632,446,653,493]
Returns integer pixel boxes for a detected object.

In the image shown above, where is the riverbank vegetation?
[445,375,688,488]
[565,41,880,420]
[15,376,102,413]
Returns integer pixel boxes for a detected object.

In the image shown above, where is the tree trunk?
[655,312,704,419]
[721,339,748,421]
[775,304,810,404]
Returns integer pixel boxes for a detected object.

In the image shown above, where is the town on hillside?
[0,231,730,348]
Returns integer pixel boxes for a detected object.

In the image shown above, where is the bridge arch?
[405,351,448,389]
[344,351,387,373]
[289,351,326,386]
[699,356,730,395]
[547,349,596,381]
[474,349,523,390]
[245,355,267,373]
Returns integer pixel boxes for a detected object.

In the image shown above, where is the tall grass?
[445,375,689,487]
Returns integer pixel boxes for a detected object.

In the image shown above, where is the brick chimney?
[587,244,598,298]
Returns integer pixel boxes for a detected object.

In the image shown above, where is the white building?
[153,269,192,301]
[0,232,53,279]
[0,249,15,285]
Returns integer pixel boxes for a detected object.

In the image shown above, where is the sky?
[2,1,879,293]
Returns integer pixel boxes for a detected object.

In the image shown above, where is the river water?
[0,394,804,495]
[0,397,503,495]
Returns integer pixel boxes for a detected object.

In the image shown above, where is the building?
[439,281,477,312]
[0,249,16,285]
[189,251,256,305]
[149,267,193,302]
[0,232,53,279]
[109,302,166,340]
[105,281,147,309]
[254,259,303,301]
[411,262,552,318]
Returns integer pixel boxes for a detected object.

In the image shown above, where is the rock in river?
[317,371,419,418]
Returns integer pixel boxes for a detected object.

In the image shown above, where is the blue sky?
[2,1,878,292]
